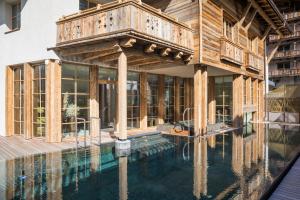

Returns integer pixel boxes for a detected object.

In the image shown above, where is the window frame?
[11,1,21,31]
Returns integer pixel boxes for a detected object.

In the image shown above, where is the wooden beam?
[24,63,33,139]
[144,44,157,53]
[267,42,282,64]
[58,41,120,56]
[5,66,14,136]
[240,1,252,26]
[45,60,62,143]
[245,10,258,31]
[160,48,171,57]
[174,52,183,60]
[262,25,272,41]
[201,66,208,134]
[208,77,216,124]
[246,77,252,105]
[250,0,282,36]
[184,55,193,63]
[258,81,265,122]
[94,52,122,63]
[83,48,122,62]
[158,75,165,124]
[120,38,136,48]
[117,52,127,139]
[232,74,244,128]
[140,72,147,129]
[89,66,99,138]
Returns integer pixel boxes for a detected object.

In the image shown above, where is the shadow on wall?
[0,0,27,29]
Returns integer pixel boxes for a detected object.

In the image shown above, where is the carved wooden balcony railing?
[245,51,264,72]
[273,50,300,59]
[56,0,193,53]
[220,37,244,66]
[269,31,300,42]
[284,11,300,20]
[269,69,300,77]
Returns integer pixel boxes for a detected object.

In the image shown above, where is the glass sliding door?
[61,64,90,137]
[127,72,140,129]
[215,76,233,125]
[32,64,46,137]
[13,67,24,135]
[164,76,175,123]
[179,78,185,121]
[147,74,159,127]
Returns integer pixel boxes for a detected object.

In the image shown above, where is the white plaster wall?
[0,0,80,136]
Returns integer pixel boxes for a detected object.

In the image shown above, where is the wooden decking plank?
[269,157,300,200]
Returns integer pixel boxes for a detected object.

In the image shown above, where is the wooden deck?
[269,156,300,200]
[0,128,160,161]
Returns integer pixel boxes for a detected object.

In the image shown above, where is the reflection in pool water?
[0,124,300,200]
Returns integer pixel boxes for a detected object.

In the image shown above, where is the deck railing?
[269,31,300,42]
[245,51,264,71]
[269,69,300,77]
[284,11,300,20]
[274,50,300,59]
[56,0,193,50]
[220,37,243,66]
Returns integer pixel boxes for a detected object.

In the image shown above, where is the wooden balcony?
[273,50,300,59]
[284,11,300,21]
[269,31,300,42]
[56,0,193,54]
[245,52,264,72]
[269,69,300,77]
[220,37,243,66]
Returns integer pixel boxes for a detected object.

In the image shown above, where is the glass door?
[99,83,116,130]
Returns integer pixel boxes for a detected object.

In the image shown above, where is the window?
[11,2,21,30]
[215,76,233,125]
[164,76,175,123]
[13,67,24,135]
[147,74,159,127]
[223,19,234,41]
[32,65,46,137]
[248,38,258,54]
[278,44,290,52]
[79,0,97,10]
[179,78,185,120]
[127,72,140,129]
[61,64,90,137]
[277,62,290,70]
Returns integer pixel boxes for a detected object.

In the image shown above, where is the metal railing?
[183,107,193,136]
[76,118,87,148]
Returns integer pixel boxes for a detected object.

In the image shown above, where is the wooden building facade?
[5,0,290,143]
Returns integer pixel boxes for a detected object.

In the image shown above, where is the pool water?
[0,124,300,200]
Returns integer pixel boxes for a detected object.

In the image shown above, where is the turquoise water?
[0,124,300,200]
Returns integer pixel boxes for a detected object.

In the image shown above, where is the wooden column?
[232,75,244,128]
[175,77,181,121]
[253,79,259,122]
[158,75,165,124]
[117,52,127,140]
[194,65,207,136]
[184,78,191,109]
[140,72,147,129]
[89,66,99,138]
[45,60,62,143]
[208,76,216,124]
[5,66,14,136]
[24,63,33,139]
[245,77,252,105]
[258,81,265,122]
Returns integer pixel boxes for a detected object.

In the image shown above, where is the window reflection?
[127,72,140,129]
[61,64,90,137]
[147,74,159,127]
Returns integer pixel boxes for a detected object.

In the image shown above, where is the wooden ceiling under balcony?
[51,0,194,70]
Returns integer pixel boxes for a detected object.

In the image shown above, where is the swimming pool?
[0,123,299,200]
